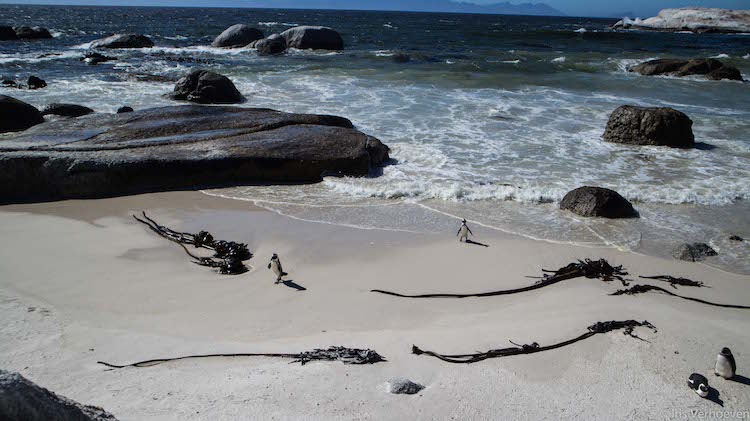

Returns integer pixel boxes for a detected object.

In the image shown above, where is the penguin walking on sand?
[457,219,473,243]
[688,373,710,398]
[715,347,736,379]
[268,253,288,284]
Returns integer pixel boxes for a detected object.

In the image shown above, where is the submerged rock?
[0,95,44,133]
[116,106,134,114]
[613,8,750,34]
[386,378,424,395]
[0,105,390,203]
[628,58,743,81]
[672,243,717,261]
[13,26,53,39]
[27,76,47,90]
[603,105,694,148]
[0,26,18,41]
[211,24,264,48]
[281,26,344,50]
[91,33,154,49]
[560,186,638,218]
[255,34,287,56]
[729,235,744,242]
[41,103,94,118]
[0,369,118,420]
[168,70,244,104]
[81,51,117,65]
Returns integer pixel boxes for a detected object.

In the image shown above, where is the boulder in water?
[27,76,47,90]
[168,69,244,104]
[2,79,17,88]
[91,33,154,49]
[612,8,750,34]
[255,34,287,56]
[0,26,18,40]
[13,26,53,39]
[0,369,118,420]
[602,105,694,148]
[560,186,638,218]
[0,95,45,133]
[117,106,134,114]
[386,378,424,395]
[281,26,344,50]
[211,24,264,48]
[628,58,743,81]
[41,103,94,118]
[81,51,117,65]
[672,243,717,262]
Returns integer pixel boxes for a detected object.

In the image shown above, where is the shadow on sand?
[707,387,724,407]
[464,239,490,248]
[282,280,307,291]
[728,374,750,386]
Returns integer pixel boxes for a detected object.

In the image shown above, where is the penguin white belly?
[459,226,468,239]
[271,261,281,276]
[715,355,735,379]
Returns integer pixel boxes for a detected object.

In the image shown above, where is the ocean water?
[2,5,749,273]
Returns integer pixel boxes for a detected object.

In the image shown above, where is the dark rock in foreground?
[0,105,390,204]
[212,24,264,48]
[560,186,638,218]
[387,378,424,395]
[0,369,118,421]
[168,70,244,104]
[729,235,744,242]
[116,106,133,114]
[91,33,154,49]
[672,243,717,262]
[41,103,94,118]
[27,76,47,90]
[281,26,344,50]
[255,34,287,56]
[603,105,694,148]
[628,58,743,81]
[13,26,53,39]
[0,95,44,133]
[0,26,18,40]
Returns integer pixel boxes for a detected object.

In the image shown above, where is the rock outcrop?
[0,369,118,421]
[628,58,743,81]
[613,8,750,34]
[672,243,717,261]
[281,26,344,50]
[41,103,94,118]
[603,105,694,148]
[167,70,244,104]
[27,76,47,90]
[116,106,133,114]
[0,95,45,133]
[0,26,18,40]
[90,33,154,49]
[13,26,53,39]
[211,24,264,48]
[255,34,287,56]
[386,378,424,395]
[0,105,390,204]
[560,186,638,218]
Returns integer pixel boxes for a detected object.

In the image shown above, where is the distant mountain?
[245,0,564,16]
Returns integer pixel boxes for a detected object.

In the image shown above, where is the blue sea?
[2,4,749,273]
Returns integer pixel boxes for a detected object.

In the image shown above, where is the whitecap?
[574,28,587,33]
[552,56,566,63]
[712,53,730,59]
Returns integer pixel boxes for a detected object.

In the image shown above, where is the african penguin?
[268,253,288,284]
[457,219,473,242]
[715,347,736,379]
[687,373,710,398]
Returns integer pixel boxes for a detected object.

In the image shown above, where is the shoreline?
[2,191,749,419]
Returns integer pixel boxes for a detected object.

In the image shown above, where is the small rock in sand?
[386,378,424,395]
[672,243,717,262]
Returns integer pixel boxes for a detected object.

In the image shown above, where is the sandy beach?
[1,191,748,420]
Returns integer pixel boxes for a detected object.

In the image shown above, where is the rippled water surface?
[2,5,749,272]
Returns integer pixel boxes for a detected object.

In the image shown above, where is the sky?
[3,0,748,18]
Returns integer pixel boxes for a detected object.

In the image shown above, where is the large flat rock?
[0,105,389,204]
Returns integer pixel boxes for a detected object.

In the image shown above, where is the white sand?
[1,192,749,420]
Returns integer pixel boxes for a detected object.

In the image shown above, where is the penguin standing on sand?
[715,347,736,379]
[687,373,710,398]
[268,253,288,284]
[457,219,473,243]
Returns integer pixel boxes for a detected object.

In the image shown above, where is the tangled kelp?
[411,320,656,364]
[639,275,704,289]
[98,346,385,368]
[371,259,630,298]
[611,285,750,309]
[133,212,251,275]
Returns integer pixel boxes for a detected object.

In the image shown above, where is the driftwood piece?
[611,285,750,309]
[371,259,630,299]
[639,275,704,289]
[133,212,252,275]
[98,346,385,368]
[412,320,656,364]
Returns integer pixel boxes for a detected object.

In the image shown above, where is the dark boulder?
[628,58,743,81]
[0,105,390,203]
[211,24,264,48]
[13,26,52,39]
[117,106,134,114]
[27,76,47,90]
[0,26,18,41]
[392,52,411,63]
[729,235,744,242]
[81,52,116,65]
[672,243,717,262]
[603,105,694,148]
[281,26,344,50]
[0,370,117,421]
[168,70,244,104]
[255,34,287,56]
[41,103,94,118]
[0,95,45,133]
[91,33,154,49]
[2,79,17,88]
[560,186,638,218]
